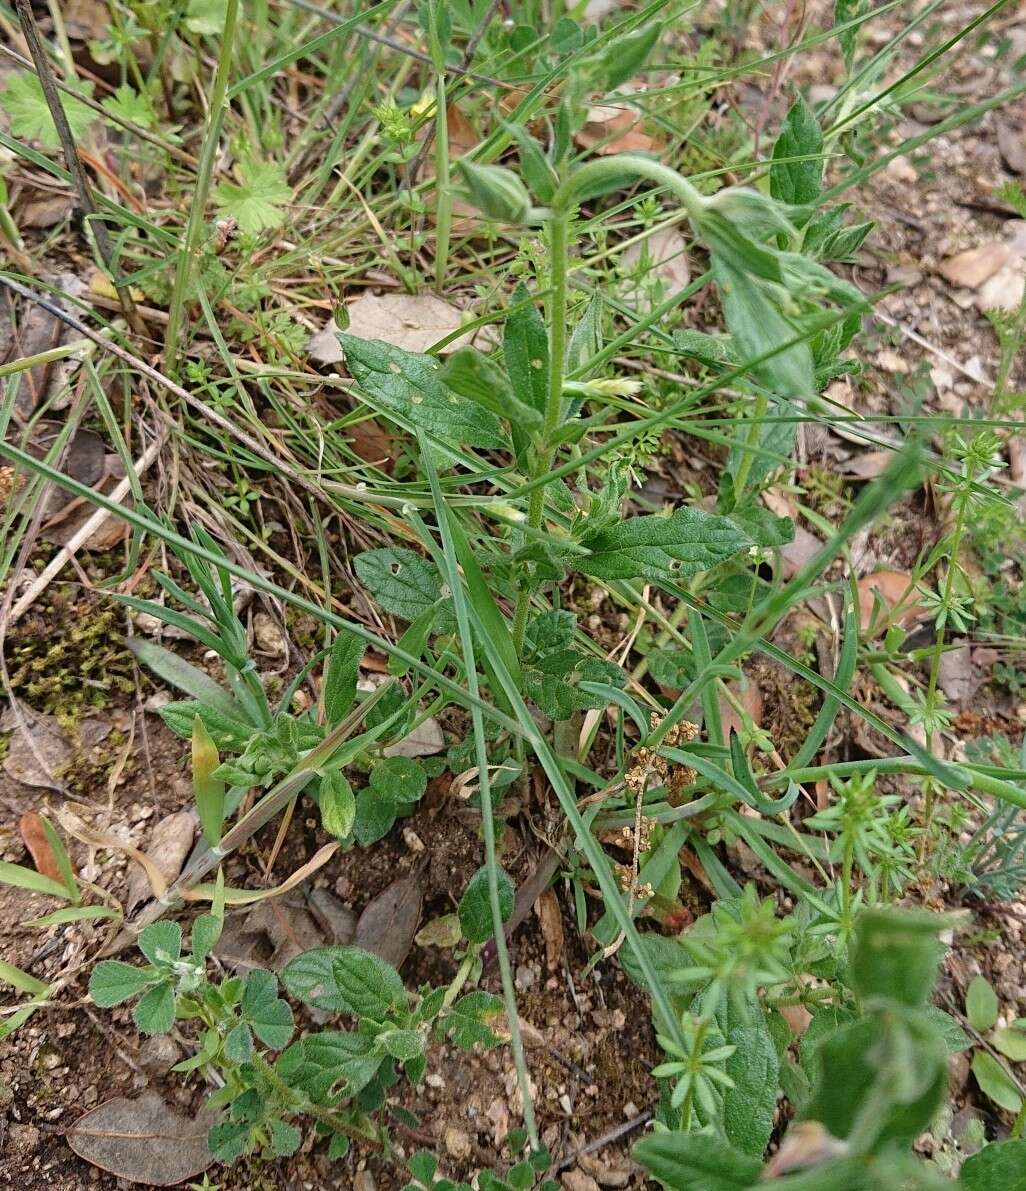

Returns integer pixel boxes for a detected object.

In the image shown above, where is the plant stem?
[512,205,570,657]
[164,0,241,374]
[12,0,144,335]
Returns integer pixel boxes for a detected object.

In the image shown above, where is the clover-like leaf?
[241,970,294,1050]
[89,960,158,1007]
[132,981,176,1035]
[138,921,183,966]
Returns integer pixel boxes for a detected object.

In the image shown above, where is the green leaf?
[242,970,294,1049]
[353,787,398,846]
[223,1021,255,1063]
[457,159,532,223]
[848,908,945,1009]
[0,961,47,997]
[278,1030,383,1100]
[380,1027,424,1062]
[576,506,751,581]
[0,73,97,150]
[727,507,795,549]
[320,770,357,839]
[993,1026,1026,1062]
[446,991,506,1050]
[439,347,541,427]
[961,1139,1026,1191]
[370,756,427,805]
[192,715,225,846]
[281,946,405,1019]
[0,860,71,900]
[923,1006,971,1054]
[458,866,514,944]
[634,1132,761,1191]
[973,1051,1023,1114]
[268,1118,302,1157]
[125,640,245,721]
[27,905,119,928]
[503,283,548,415]
[133,981,176,1035]
[159,700,256,751]
[585,21,662,90]
[699,213,815,400]
[190,914,222,963]
[207,1120,253,1163]
[324,630,364,725]
[214,158,291,235]
[340,335,506,449]
[967,975,1001,1033]
[834,0,867,71]
[354,548,445,622]
[138,921,183,966]
[801,1017,948,1153]
[770,96,824,207]
[102,83,156,129]
[716,995,780,1158]
[89,960,156,1007]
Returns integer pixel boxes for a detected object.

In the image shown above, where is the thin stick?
[8,433,165,623]
[12,0,145,336]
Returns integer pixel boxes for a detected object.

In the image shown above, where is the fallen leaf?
[307,887,357,945]
[215,895,324,973]
[309,294,482,362]
[1,708,109,790]
[720,679,763,740]
[575,104,663,156]
[347,417,395,470]
[354,871,424,970]
[1,273,86,417]
[938,242,1009,289]
[533,888,564,971]
[562,1170,602,1191]
[19,192,75,229]
[126,810,195,913]
[383,716,444,757]
[621,227,690,303]
[839,449,894,479]
[938,643,976,705]
[40,453,129,550]
[66,1091,219,1186]
[762,1121,849,1178]
[857,570,928,635]
[780,526,824,579]
[19,811,64,883]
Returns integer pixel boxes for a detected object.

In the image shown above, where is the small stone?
[138,1034,182,1076]
[402,828,425,853]
[43,1052,59,1069]
[426,1073,445,1089]
[83,1085,97,1105]
[562,1172,601,1191]
[515,965,537,991]
[445,1126,473,1160]
[253,611,287,656]
[558,1093,573,1114]
[622,1101,639,1119]
[354,1172,377,1191]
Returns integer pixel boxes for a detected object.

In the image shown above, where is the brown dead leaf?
[309,294,484,363]
[383,716,444,757]
[215,895,327,974]
[40,453,129,550]
[19,811,64,883]
[533,888,564,971]
[857,570,928,635]
[355,871,424,970]
[938,242,1009,289]
[762,1121,849,1178]
[839,449,893,480]
[67,1091,219,1186]
[720,679,763,740]
[780,526,824,579]
[347,417,395,470]
[938,643,976,705]
[575,104,663,156]
[19,192,75,229]
[577,1150,638,1188]
[621,227,690,302]
[126,811,195,913]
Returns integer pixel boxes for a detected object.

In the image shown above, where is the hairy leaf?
[577,506,751,581]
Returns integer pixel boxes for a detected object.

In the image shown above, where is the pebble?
[444,1126,473,1160]
[561,1171,601,1191]
[515,964,537,990]
[426,1073,445,1089]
